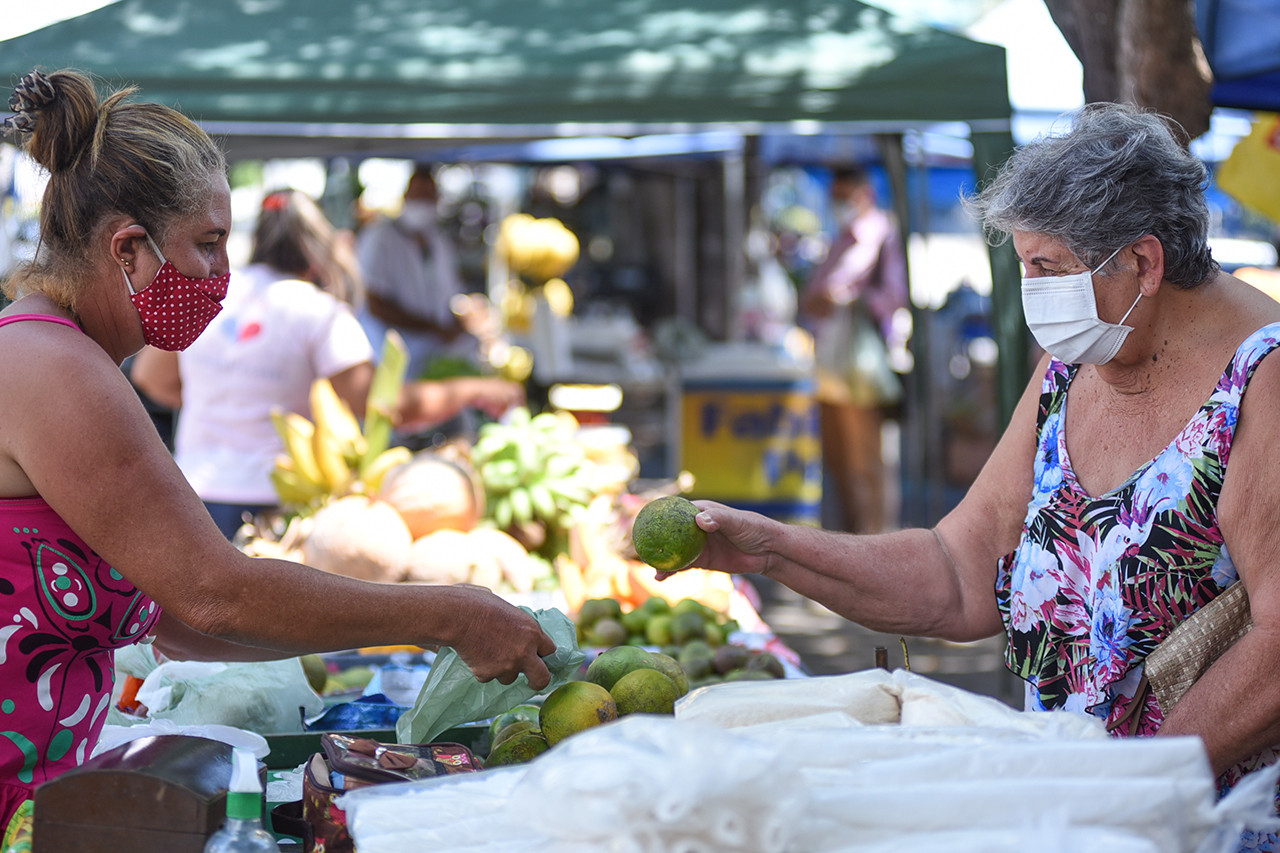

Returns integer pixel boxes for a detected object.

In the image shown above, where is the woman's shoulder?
[0,314,135,422]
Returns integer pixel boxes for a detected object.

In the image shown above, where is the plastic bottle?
[203,747,278,852]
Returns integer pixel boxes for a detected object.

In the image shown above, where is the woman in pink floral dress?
[0,68,556,846]
[676,103,1280,849]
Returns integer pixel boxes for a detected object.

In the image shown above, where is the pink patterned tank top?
[0,313,162,824]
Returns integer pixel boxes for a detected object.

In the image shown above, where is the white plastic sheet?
[338,670,1280,852]
[93,719,270,759]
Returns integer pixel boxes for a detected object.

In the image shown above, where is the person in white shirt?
[356,166,477,379]
[133,189,523,537]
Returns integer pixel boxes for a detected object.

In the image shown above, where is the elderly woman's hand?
[444,585,556,689]
[654,500,780,581]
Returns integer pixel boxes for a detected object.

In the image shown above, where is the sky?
[0,0,118,41]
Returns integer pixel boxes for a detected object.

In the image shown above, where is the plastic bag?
[344,715,802,853]
[341,675,1280,853]
[128,657,323,734]
[674,667,901,729]
[306,694,406,731]
[813,303,901,408]
[394,607,583,744]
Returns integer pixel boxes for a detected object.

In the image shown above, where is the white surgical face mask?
[1021,245,1140,365]
[398,199,438,232]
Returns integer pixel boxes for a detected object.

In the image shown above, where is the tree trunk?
[1041,0,1212,141]
[1117,0,1212,140]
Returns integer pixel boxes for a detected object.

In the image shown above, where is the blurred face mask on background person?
[1021,245,1138,365]
[398,199,439,233]
[122,233,230,351]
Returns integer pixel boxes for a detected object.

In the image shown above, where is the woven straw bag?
[1108,582,1252,735]
[1145,582,1253,713]
[1105,581,1254,732]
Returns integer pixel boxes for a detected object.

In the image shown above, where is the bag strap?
[1106,674,1152,737]
[270,800,314,848]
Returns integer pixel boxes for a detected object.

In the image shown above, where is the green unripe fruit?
[632,496,706,572]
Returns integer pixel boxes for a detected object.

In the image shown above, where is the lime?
[489,703,542,745]
[632,496,706,572]
[585,645,656,692]
[485,728,549,767]
[611,668,682,716]
[539,681,618,746]
[645,652,690,696]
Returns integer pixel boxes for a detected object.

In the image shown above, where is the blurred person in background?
[673,103,1280,852]
[0,68,552,846]
[356,166,476,379]
[132,189,523,538]
[800,166,908,534]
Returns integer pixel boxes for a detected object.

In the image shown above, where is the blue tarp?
[1197,0,1280,111]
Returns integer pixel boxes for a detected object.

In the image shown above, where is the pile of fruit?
[239,333,645,597]
[470,407,635,560]
[575,596,738,650]
[573,595,784,690]
[485,645,689,767]
[494,213,579,283]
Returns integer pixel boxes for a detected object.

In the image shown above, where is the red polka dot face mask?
[123,233,230,351]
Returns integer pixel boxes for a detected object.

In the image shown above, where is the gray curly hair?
[964,102,1218,287]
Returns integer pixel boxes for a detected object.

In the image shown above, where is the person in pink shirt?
[0,68,555,845]
[801,166,908,534]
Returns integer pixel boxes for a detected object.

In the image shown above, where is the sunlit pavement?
[751,575,1019,706]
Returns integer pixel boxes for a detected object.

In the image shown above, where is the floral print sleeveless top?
[996,322,1280,804]
[0,314,162,827]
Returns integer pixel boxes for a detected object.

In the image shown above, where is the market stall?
[18,342,1254,849]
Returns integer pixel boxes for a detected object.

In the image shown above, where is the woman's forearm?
[761,525,995,640]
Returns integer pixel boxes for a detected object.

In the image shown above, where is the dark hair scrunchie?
[3,70,58,135]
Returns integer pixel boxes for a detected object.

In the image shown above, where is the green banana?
[492,494,514,529]
[359,330,409,471]
[527,482,557,521]
[270,466,327,507]
[508,487,534,525]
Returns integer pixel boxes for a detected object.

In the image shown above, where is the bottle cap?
[225,747,262,821]
[229,747,261,794]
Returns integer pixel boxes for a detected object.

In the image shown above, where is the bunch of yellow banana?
[495,213,579,283]
[269,332,414,511]
[269,384,413,510]
[471,406,597,532]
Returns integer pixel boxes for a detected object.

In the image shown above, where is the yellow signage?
[681,382,822,523]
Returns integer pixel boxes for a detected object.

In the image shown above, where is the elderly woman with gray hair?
[667,102,1280,847]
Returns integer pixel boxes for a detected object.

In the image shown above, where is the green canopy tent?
[0,0,1022,522]
[0,0,1011,155]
